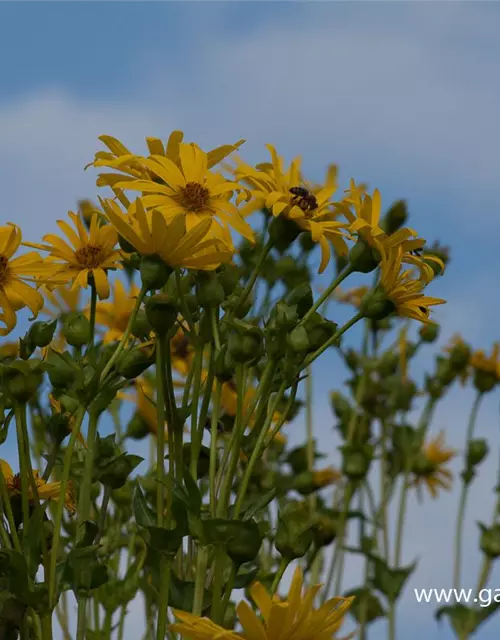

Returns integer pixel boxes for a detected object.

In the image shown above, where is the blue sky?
[2,2,500,639]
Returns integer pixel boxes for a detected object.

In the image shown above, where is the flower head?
[42,284,82,318]
[171,565,354,640]
[470,344,500,378]
[0,224,49,335]
[234,146,349,272]
[335,286,370,308]
[378,247,446,323]
[411,432,456,499]
[0,458,76,514]
[102,199,233,271]
[24,212,122,300]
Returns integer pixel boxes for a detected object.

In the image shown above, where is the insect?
[409,247,424,257]
[289,186,318,213]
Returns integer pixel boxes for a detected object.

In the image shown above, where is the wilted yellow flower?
[102,199,233,271]
[378,247,446,323]
[95,280,143,343]
[0,459,76,514]
[235,146,349,272]
[171,565,354,640]
[0,224,49,336]
[412,432,456,499]
[24,212,122,300]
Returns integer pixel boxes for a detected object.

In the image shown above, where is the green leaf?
[133,483,157,528]
[168,571,211,614]
[436,602,500,637]
[240,488,277,521]
[76,521,99,548]
[369,556,416,602]
[234,563,260,588]
[345,587,386,623]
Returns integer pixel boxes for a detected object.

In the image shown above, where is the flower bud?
[116,345,155,379]
[286,326,310,354]
[62,312,91,347]
[349,239,381,274]
[294,468,340,495]
[479,523,500,558]
[392,425,420,455]
[111,482,134,508]
[466,439,489,468]
[145,294,178,336]
[275,501,314,560]
[118,234,137,254]
[196,272,226,308]
[419,323,440,343]
[411,452,435,477]
[473,370,497,394]
[269,301,299,332]
[312,511,339,548]
[214,347,235,383]
[140,255,172,291]
[286,445,311,474]
[222,287,253,319]
[380,200,408,235]
[217,264,241,296]
[330,391,352,420]
[285,284,313,318]
[359,288,395,321]
[449,342,471,372]
[131,309,152,340]
[342,444,373,480]
[226,520,263,565]
[228,327,263,364]
[305,314,338,352]
[182,443,211,478]
[27,319,58,349]
[435,356,456,386]
[425,375,445,399]
[268,216,300,252]
[299,231,316,253]
[4,368,43,403]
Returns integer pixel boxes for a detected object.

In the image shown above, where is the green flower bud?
[425,375,445,399]
[312,511,339,548]
[285,284,313,318]
[286,445,311,474]
[305,314,338,352]
[349,239,381,274]
[275,501,314,560]
[359,288,395,321]
[182,443,211,478]
[5,369,42,403]
[449,342,471,372]
[344,349,360,372]
[131,309,152,340]
[126,412,150,440]
[116,345,155,379]
[222,287,253,319]
[392,425,420,455]
[269,301,299,332]
[330,391,352,420]
[48,413,72,444]
[479,523,500,558]
[473,370,497,394]
[228,328,263,364]
[342,444,373,480]
[466,439,489,468]
[378,351,399,376]
[411,452,435,476]
[435,356,456,386]
[268,216,299,252]
[27,319,58,348]
[145,294,178,336]
[196,272,226,307]
[217,264,241,296]
[226,520,263,565]
[286,326,310,354]
[140,255,172,291]
[62,312,91,347]
[336,254,349,275]
[214,348,235,383]
[100,454,143,489]
[419,323,440,343]
[380,200,408,235]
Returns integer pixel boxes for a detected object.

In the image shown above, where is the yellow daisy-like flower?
[95,279,143,343]
[0,341,19,361]
[411,432,456,499]
[378,247,446,324]
[114,143,254,246]
[234,146,349,273]
[0,459,76,514]
[0,224,49,336]
[119,379,165,436]
[337,183,443,282]
[102,198,233,271]
[171,565,354,640]
[24,211,122,300]
[312,467,342,488]
[470,344,500,379]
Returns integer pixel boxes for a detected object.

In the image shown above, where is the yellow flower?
[0,459,76,514]
[170,328,194,377]
[171,565,354,640]
[95,279,143,343]
[312,467,341,488]
[118,379,167,437]
[338,183,443,282]
[378,247,446,324]
[470,344,500,380]
[102,198,233,271]
[235,146,349,273]
[0,224,49,336]
[0,341,19,361]
[24,211,122,300]
[412,432,456,499]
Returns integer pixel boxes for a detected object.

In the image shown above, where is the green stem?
[49,406,86,607]
[88,279,97,351]
[192,546,209,615]
[301,264,356,325]
[189,345,204,479]
[210,547,227,623]
[231,237,274,318]
[270,557,290,595]
[209,381,222,517]
[453,392,483,590]
[156,556,172,640]
[14,404,30,537]
[155,337,167,527]
[100,285,147,382]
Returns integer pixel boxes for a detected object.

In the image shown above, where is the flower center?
[179,182,211,212]
[74,244,104,269]
[0,254,9,287]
